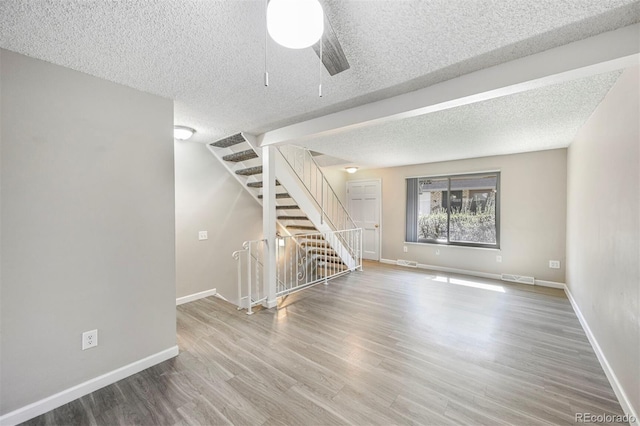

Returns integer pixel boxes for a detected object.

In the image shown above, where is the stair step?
[235,166,262,176]
[223,149,258,162]
[276,205,300,210]
[317,265,349,276]
[307,247,335,254]
[247,180,281,188]
[287,225,317,231]
[319,257,344,264]
[277,216,308,220]
[258,193,291,199]
[210,133,247,148]
[304,245,332,251]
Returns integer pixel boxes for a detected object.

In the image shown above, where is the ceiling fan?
[266,0,350,77]
[312,11,350,76]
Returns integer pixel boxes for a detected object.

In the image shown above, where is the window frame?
[407,171,501,249]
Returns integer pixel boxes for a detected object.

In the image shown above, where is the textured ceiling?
[301,71,623,168]
[0,0,638,166]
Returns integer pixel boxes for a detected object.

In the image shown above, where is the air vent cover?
[397,259,418,268]
[501,274,535,285]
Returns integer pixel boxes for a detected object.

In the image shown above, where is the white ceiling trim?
[258,23,639,147]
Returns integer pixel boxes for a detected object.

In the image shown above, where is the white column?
[262,145,278,308]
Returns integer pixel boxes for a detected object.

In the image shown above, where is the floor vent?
[501,274,535,285]
[397,259,418,268]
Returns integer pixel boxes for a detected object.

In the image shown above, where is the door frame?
[346,178,382,261]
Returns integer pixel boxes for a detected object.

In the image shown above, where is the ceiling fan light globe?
[267,0,324,49]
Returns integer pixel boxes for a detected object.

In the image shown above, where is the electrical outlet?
[82,329,98,350]
[403,246,408,253]
[496,255,502,263]
[435,249,440,256]
[198,231,208,241]
[549,260,561,269]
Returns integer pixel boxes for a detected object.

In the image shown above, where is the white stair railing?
[232,239,267,315]
[278,145,356,232]
[233,228,362,314]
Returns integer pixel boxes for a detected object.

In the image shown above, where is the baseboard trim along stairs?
[0,347,179,426]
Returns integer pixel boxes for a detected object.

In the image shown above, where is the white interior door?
[347,180,381,261]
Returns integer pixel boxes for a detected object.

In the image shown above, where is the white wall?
[567,67,639,418]
[346,149,568,282]
[0,50,176,416]
[174,141,262,302]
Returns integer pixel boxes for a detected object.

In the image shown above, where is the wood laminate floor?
[22,261,625,425]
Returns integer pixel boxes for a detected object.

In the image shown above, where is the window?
[406,172,500,248]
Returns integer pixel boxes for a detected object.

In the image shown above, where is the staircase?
[207,134,360,310]
[207,133,323,240]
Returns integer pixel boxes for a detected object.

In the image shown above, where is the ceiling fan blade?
[312,14,350,76]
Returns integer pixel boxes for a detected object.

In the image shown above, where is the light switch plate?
[198,231,208,241]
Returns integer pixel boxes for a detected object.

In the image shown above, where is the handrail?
[232,228,363,314]
[319,165,354,228]
[278,145,357,231]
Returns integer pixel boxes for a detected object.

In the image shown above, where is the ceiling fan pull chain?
[318,34,323,97]
[264,0,269,87]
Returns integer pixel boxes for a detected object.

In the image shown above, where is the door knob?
[375,224,379,228]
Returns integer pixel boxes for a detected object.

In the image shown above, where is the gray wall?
[174,141,262,302]
[345,149,568,282]
[567,67,639,416]
[0,50,176,414]
[322,168,348,206]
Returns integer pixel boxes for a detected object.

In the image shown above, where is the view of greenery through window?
[416,174,499,246]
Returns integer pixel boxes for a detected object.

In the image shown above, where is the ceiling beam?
[258,23,639,147]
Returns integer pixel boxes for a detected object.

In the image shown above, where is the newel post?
[262,145,278,308]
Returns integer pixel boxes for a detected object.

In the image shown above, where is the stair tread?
[287,225,317,230]
[235,166,262,176]
[277,216,308,220]
[258,193,290,199]
[319,262,349,267]
[308,248,336,255]
[302,241,330,247]
[223,149,258,162]
[315,253,340,259]
[247,180,281,188]
[210,133,246,148]
[319,258,345,264]
[276,205,300,210]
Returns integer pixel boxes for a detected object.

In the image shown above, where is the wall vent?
[501,273,535,285]
[397,259,418,268]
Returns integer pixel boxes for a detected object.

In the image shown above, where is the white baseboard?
[534,279,565,289]
[380,258,502,281]
[0,346,179,426]
[380,259,568,289]
[417,262,502,281]
[214,292,229,302]
[564,286,638,426]
[176,288,217,305]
